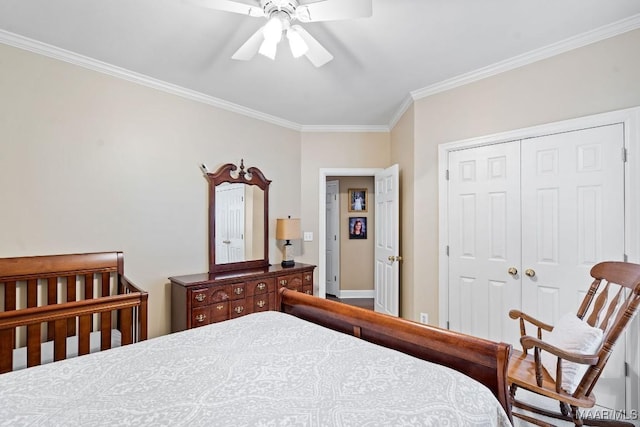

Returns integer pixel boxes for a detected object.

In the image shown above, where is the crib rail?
[0,252,148,374]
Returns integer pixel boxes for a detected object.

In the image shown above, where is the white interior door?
[374,164,400,316]
[448,141,522,344]
[325,180,340,296]
[520,124,626,410]
[215,184,245,263]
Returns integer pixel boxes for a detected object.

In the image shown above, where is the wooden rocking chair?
[508,261,640,427]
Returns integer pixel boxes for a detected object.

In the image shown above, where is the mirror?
[206,160,271,274]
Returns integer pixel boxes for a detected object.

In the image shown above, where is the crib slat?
[0,329,13,373]
[78,314,91,356]
[101,272,109,297]
[121,308,133,345]
[27,323,41,368]
[101,311,112,350]
[54,318,67,362]
[4,280,17,311]
[47,277,57,342]
[27,279,37,308]
[66,275,77,336]
[84,273,93,300]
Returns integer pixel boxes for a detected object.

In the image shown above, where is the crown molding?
[0,29,303,131]
[387,94,414,130]
[300,124,389,133]
[409,13,640,103]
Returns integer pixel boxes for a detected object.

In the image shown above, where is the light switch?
[303,232,313,242]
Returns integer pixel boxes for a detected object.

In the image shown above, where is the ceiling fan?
[186,0,373,67]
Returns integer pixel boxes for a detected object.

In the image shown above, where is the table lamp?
[276,216,301,268]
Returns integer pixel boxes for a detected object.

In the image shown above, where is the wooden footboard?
[279,289,512,421]
[0,252,148,374]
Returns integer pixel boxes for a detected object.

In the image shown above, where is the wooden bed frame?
[0,252,148,374]
[279,288,513,421]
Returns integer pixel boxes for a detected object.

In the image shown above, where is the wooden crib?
[0,251,148,374]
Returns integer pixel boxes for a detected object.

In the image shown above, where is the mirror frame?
[206,160,271,274]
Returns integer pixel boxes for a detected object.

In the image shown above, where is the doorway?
[318,166,400,316]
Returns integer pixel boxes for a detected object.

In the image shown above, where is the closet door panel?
[520,124,625,324]
[520,124,626,411]
[448,142,521,344]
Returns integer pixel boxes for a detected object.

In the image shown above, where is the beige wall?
[0,43,302,338]
[406,28,640,325]
[332,176,374,292]
[390,103,415,318]
[298,132,391,287]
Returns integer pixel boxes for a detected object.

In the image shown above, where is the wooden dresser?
[170,263,315,332]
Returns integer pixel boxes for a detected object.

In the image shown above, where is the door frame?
[318,168,383,299]
[437,105,640,412]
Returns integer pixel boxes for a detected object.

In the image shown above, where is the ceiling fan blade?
[231,26,265,60]
[183,0,264,17]
[296,0,372,23]
[291,25,333,67]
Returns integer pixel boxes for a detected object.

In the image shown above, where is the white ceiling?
[1,0,640,130]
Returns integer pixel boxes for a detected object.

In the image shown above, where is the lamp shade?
[276,218,301,240]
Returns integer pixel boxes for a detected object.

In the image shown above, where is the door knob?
[525,268,536,278]
[508,267,518,276]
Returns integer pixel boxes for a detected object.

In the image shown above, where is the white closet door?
[448,142,522,344]
[520,124,625,410]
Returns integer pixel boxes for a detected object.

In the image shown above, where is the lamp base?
[281,259,295,268]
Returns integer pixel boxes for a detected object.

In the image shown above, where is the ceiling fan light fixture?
[258,39,278,60]
[287,28,308,58]
[262,14,284,43]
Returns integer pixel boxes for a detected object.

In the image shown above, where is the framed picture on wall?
[349,217,367,239]
[348,188,367,212]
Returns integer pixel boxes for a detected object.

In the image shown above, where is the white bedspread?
[0,311,510,426]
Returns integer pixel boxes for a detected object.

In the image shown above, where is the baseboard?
[335,289,375,299]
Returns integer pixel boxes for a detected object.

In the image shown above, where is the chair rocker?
[508,261,640,427]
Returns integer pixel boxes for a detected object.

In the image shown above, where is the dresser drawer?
[209,301,229,322]
[191,307,210,327]
[190,288,210,308]
[249,293,274,312]
[302,270,313,286]
[277,273,302,292]
[230,299,249,318]
[210,286,231,303]
[230,282,245,300]
[246,278,274,296]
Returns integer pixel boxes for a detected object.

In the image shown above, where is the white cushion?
[540,312,603,394]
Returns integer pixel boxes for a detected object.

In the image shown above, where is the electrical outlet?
[419,313,429,324]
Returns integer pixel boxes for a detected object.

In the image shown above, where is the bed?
[0,252,148,374]
[0,287,511,426]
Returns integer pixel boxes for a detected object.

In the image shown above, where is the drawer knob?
[257,282,266,291]
[280,279,287,286]
[216,304,225,311]
[305,274,311,281]
[257,300,266,308]
[234,287,243,295]
[195,293,206,302]
[234,306,244,314]
[305,290,311,295]
[195,314,206,322]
